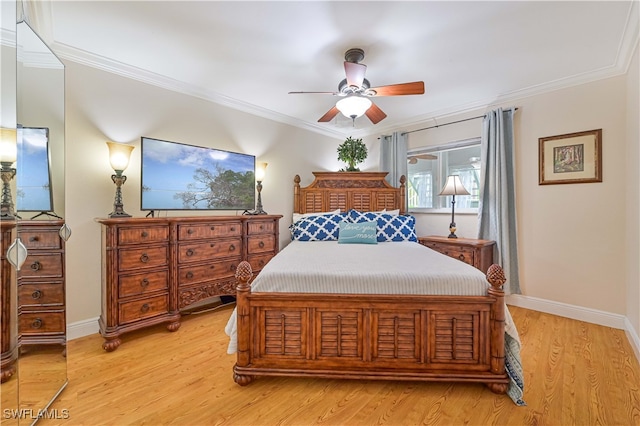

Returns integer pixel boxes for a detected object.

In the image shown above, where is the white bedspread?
[224,240,525,405]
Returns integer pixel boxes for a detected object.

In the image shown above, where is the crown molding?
[48,0,639,141]
[52,41,349,140]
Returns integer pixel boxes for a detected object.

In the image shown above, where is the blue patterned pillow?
[338,221,377,244]
[347,210,417,242]
[291,213,347,241]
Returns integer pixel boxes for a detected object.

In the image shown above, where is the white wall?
[406,76,630,317]
[626,42,640,341]
[62,58,637,347]
[64,60,371,324]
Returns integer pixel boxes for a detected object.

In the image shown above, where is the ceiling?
[29,1,639,138]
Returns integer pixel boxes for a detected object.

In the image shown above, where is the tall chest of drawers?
[17,220,66,347]
[98,215,281,351]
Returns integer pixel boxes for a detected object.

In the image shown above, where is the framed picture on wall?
[538,129,602,185]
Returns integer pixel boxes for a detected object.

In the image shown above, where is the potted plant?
[337,136,367,171]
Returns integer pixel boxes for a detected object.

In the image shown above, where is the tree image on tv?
[174,164,254,209]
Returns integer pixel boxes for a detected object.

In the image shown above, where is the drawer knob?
[258,260,265,266]
[141,231,148,238]
[259,225,264,230]
[186,249,194,257]
[210,243,216,248]
[29,236,39,242]
[230,227,235,231]
[229,244,236,252]
[458,254,465,261]
[31,290,42,300]
[186,271,194,279]
[258,241,265,248]
[230,264,236,271]
[140,278,149,288]
[210,226,215,231]
[187,229,194,234]
[30,261,42,271]
[140,253,149,263]
[140,303,150,313]
[31,318,43,329]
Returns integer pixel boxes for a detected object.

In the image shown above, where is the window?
[407,138,481,212]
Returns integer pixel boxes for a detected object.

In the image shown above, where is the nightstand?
[418,236,496,273]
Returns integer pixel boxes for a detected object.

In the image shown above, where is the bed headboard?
[293,172,406,215]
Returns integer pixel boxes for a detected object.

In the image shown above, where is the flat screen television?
[16,126,54,213]
[140,137,256,212]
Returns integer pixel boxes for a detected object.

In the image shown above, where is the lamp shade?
[336,95,372,119]
[106,141,135,172]
[439,175,470,196]
[255,162,268,181]
[0,128,17,164]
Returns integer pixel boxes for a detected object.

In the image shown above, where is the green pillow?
[338,221,377,244]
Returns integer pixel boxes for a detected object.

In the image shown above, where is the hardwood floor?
[42,305,640,425]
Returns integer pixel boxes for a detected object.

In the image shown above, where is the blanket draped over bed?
[225,241,525,406]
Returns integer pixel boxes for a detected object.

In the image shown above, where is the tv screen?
[16,127,54,213]
[141,137,256,211]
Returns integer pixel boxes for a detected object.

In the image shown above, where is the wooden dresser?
[1,220,17,383]
[17,220,66,347]
[418,235,495,273]
[97,215,281,351]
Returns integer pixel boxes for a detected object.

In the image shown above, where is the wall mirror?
[0,0,67,423]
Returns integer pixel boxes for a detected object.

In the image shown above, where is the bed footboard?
[233,261,508,393]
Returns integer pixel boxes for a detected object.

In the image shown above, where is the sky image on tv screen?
[17,127,53,212]
[141,137,255,211]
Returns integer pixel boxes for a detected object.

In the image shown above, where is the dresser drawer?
[247,253,274,273]
[247,220,275,235]
[247,234,275,254]
[20,229,61,250]
[178,222,242,240]
[421,241,475,266]
[118,246,168,272]
[19,310,65,334]
[178,258,240,286]
[119,270,169,298]
[20,253,63,279]
[117,225,168,245]
[178,238,241,263]
[18,282,64,307]
[119,294,169,325]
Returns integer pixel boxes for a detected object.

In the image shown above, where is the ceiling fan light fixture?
[336,95,372,119]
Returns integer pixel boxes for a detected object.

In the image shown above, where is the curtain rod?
[400,107,518,136]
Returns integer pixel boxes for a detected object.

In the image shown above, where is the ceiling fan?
[408,153,437,164]
[288,48,425,125]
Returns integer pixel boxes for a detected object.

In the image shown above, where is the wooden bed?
[232,171,509,394]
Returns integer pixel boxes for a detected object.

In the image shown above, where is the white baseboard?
[67,316,99,341]
[66,297,640,364]
[506,294,640,362]
[624,317,640,363]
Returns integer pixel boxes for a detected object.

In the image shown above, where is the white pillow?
[384,209,400,215]
[292,209,341,224]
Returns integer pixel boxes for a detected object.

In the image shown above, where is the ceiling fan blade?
[369,81,425,96]
[408,154,438,162]
[318,106,340,122]
[365,102,387,124]
[288,91,338,95]
[344,61,367,88]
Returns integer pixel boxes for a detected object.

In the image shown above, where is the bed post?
[233,261,254,386]
[485,264,508,394]
[293,175,301,214]
[399,175,406,215]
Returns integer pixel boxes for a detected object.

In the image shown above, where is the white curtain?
[478,107,521,294]
[380,132,407,187]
